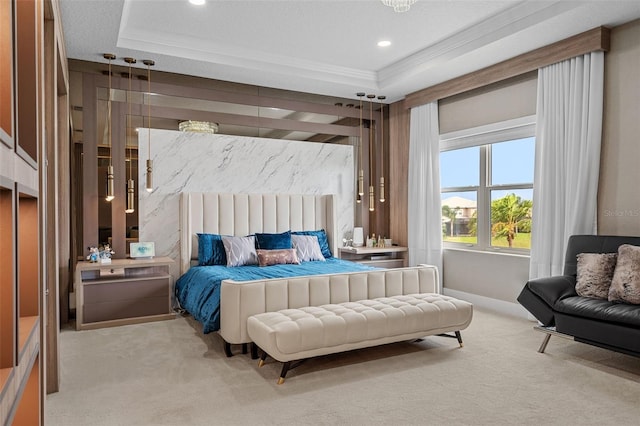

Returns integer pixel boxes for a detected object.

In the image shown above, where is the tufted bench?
[247,293,473,383]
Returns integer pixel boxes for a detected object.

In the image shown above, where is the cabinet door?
[15,0,39,166]
[0,0,14,147]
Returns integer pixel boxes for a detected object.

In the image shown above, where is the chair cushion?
[555,296,640,328]
[575,252,617,299]
[608,244,640,304]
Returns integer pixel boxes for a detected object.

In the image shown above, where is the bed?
[176,192,375,335]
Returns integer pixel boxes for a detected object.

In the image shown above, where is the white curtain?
[529,51,604,279]
[408,102,442,290]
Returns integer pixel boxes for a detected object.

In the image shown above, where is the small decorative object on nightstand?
[353,227,364,247]
[338,245,408,268]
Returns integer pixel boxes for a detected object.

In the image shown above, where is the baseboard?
[443,288,533,320]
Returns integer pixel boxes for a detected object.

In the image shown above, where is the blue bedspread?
[175,258,376,333]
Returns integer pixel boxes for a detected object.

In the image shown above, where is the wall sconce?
[367,94,376,212]
[103,53,116,202]
[378,95,386,203]
[142,59,155,193]
[124,57,136,213]
[356,92,365,204]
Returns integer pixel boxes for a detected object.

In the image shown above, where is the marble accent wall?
[137,129,354,278]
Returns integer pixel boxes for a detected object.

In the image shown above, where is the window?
[440,117,535,252]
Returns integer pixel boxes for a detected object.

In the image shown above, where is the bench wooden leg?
[258,351,268,368]
[224,341,233,357]
[437,331,464,347]
[278,362,292,385]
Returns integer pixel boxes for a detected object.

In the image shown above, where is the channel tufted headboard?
[179,192,338,274]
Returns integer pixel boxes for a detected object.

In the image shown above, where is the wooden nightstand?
[338,246,408,268]
[75,257,175,330]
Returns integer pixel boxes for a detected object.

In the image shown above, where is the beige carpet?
[46,308,640,426]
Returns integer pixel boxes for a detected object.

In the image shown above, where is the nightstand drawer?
[83,296,169,324]
[83,277,169,304]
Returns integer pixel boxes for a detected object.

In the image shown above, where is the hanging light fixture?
[178,120,219,133]
[378,96,386,203]
[356,92,365,204]
[142,59,155,193]
[381,0,417,13]
[367,94,376,212]
[124,57,136,214]
[104,53,116,202]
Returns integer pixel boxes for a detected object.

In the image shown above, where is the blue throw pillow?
[291,229,332,258]
[197,233,227,266]
[255,230,292,250]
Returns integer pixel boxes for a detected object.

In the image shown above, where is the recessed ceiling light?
[189,0,205,5]
[378,40,391,47]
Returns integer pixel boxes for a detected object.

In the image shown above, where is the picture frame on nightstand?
[129,242,155,259]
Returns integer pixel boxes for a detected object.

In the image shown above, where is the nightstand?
[75,257,175,330]
[338,246,408,268]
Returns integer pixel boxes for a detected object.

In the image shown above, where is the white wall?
[443,249,530,304]
[599,19,640,235]
[137,129,354,278]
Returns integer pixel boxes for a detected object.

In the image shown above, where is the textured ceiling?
[60,0,640,102]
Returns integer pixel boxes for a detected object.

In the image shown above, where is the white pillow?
[222,235,258,267]
[291,235,325,262]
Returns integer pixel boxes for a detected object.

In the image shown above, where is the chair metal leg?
[538,333,552,353]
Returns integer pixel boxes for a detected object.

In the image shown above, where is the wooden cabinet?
[339,246,408,268]
[0,0,14,148]
[75,257,175,330]
[1,0,68,420]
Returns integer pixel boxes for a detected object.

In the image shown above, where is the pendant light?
[378,96,386,203]
[104,53,116,202]
[356,92,365,204]
[142,59,155,192]
[367,94,376,212]
[124,57,136,214]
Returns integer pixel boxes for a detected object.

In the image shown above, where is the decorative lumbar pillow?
[608,244,640,304]
[256,249,300,267]
[291,234,325,262]
[222,235,258,267]
[197,233,227,266]
[575,253,617,299]
[291,229,332,258]
[255,231,292,250]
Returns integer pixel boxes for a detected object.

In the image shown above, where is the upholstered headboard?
[179,192,337,274]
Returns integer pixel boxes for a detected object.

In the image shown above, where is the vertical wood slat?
[82,73,98,251]
[111,93,126,257]
[43,16,59,394]
[389,101,410,247]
